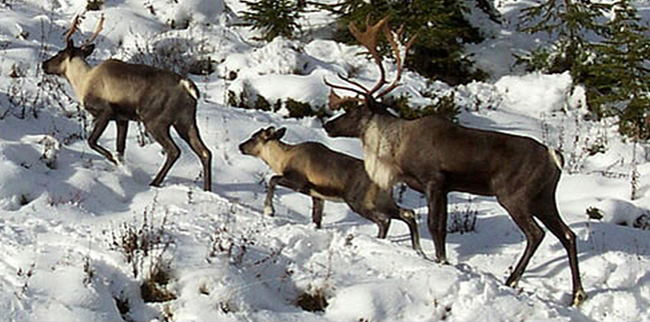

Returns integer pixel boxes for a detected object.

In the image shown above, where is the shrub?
[388,92,460,122]
[295,288,328,312]
[109,207,176,303]
[227,89,327,120]
[86,0,104,11]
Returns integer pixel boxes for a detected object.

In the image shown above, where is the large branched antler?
[348,15,390,95]
[323,15,416,110]
[376,22,418,98]
[63,14,105,48]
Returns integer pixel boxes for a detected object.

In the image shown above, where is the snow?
[1,0,650,322]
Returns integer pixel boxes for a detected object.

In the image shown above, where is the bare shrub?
[448,196,478,234]
[128,32,214,77]
[109,204,176,303]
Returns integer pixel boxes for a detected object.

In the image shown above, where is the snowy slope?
[1,1,650,321]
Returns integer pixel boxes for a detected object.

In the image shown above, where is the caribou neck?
[361,113,403,190]
[259,140,293,174]
[63,57,92,101]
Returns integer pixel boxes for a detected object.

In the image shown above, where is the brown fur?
[42,41,212,191]
[324,103,586,306]
[239,126,424,256]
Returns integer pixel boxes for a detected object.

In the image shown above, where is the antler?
[63,14,104,47]
[323,16,417,111]
[81,14,104,47]
[63,15,82,46]
[323,16,416,110]
[375,23,418,98]
[348,15,390,96]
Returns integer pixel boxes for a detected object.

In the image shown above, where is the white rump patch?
[549,148,562,169]
[180,79,199,100]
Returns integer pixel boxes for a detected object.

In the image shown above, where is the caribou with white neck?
[323,16,586,306]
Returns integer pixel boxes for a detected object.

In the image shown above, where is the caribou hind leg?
[173,122,212,191]
[425,177,449,264]
[115,120,128,161]
[146,122,180,187]
[498,199,545,289]
[532,194,587,306]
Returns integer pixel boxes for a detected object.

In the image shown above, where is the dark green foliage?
[227,90,327,119]
[284,98,328,119]
[239,0,305,41]
[254,95,272,111]
[586,206,604,220]
[227,90,249,109]
[582,0,650,139]
[388,92,461,122]
[519,0,650,140]
[86,0,104,11]
[284,98,312,118]
[518,0,610,74]
[324,0,485,85]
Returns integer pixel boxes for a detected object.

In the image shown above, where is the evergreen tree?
[324,0,485,85]
[239,0,305,41]
[584,0,650,138]
[518,0,610,75]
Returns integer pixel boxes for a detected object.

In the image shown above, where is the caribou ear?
[272,127,287,140]
[80,44,95,57]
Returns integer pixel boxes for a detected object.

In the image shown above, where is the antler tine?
[348,15,390,96]
[323,76,368,97]
[336,73,370,94]
[376,24,418,98]
[81,14,104,47]
[63,15,82,46]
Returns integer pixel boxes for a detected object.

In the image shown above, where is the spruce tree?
[585,0,650,138]
[240,0,305,41]
[518,0,610,75]
[324,0,485,85]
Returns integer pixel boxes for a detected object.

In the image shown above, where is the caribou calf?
[42,15,212,191]
[323,17,586,305]
[239,126,423,255]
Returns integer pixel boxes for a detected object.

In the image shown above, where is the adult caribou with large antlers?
[42,15,212,191]
[322,17,586,306]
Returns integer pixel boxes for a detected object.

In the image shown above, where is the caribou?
[42,15,212,191]
[239,126,424,255]
[322,17,586,306]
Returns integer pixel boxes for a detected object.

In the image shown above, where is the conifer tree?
[518,0,610,75]
[324,0,485,85]
[240,0,305,41]
[585,0,650,138]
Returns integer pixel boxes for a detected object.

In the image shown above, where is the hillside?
[0,1,649,321]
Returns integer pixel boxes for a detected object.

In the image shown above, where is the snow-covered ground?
[1,0,649,321]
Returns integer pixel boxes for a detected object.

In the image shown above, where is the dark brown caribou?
[322,16,586,306]
[42,15,212,191]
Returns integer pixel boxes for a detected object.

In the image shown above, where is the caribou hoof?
[263,205,275,217]
[572,289,587,306]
